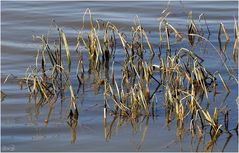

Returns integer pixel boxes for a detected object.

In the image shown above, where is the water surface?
[1,1,238,152]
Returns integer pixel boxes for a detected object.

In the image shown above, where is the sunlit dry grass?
[17,9,238,150]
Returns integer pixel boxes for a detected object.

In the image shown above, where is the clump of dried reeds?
[20,9,238,148]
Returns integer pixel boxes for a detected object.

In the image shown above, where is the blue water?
[1,1,238,152]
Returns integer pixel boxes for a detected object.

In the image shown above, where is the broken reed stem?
[218,22,230,42]
[62,31,71,75]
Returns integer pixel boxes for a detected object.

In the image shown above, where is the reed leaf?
[62,31,71,74]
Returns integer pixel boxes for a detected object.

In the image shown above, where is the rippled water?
[1,1,238,152]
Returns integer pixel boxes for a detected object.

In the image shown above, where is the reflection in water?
[67,109,78,144]
[221,133,232,152]
[218,32,230,62]
[136,117,149,151]
[0,91,7,102]
[103,112,236,152]
[104,115,149,151]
